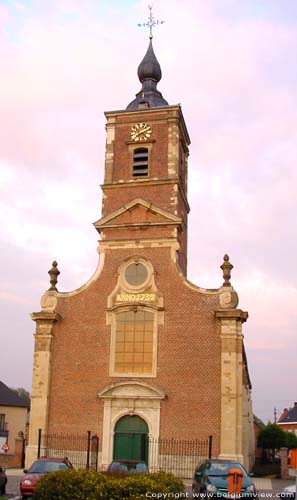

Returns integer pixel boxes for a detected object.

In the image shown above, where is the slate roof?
[126,39,168,110]
[0,381,30,408]
[278,403,297,424]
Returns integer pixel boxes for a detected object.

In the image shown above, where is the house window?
[0,414,5,431]
[114,310,154,374]
[133,148,149,177]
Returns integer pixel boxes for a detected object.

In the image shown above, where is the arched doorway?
[113,415,149,463]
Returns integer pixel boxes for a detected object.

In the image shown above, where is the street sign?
[1,442,9,452]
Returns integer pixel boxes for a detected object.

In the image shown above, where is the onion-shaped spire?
[137,39,162,83]
[126,39,168,110]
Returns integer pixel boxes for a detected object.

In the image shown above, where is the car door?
[193,463,205,493]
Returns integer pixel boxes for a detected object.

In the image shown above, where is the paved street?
[3,470,23,499]
[2,470,295,499]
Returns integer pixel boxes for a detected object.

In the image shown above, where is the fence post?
[91,435,99,471]
[37,429,42,459]
[208,435,213,459]
[86,431,91,469]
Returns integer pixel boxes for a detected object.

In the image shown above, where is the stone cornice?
[215,309,248,323]
[101,178,177,189]
[104,105,191,145]
[31,311,61,322]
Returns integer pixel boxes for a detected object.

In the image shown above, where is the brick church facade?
[26,36,254,471]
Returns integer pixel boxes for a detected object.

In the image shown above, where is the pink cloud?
[0,0,296,422]
[0,291,34,306]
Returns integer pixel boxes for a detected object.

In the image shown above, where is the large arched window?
[114,310,154,374]
[132,148,149,177]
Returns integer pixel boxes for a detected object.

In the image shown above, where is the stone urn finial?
[48,261,60,291]
[220,254,233,287]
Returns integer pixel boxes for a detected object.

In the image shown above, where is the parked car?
[192,459,257,498]
[0,467,7,495]
[282,484,296,500]
[107,459,148,474]
[20,457,73,498]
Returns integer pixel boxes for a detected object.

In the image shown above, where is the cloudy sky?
[1,0,296,424]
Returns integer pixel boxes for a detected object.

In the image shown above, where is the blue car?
[192,459,257,498]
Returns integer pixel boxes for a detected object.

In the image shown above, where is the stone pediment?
[94,198,181,231]
[98,381,166,400]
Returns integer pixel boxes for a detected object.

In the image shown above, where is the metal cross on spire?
[138,5,165,39]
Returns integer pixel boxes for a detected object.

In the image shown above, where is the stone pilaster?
[26,293,60,467]
[216,308,248,464]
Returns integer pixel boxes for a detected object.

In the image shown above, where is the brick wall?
[47,246,221,457]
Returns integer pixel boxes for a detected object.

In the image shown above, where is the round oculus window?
[124,263,148,287]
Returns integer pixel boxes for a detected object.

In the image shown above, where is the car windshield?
[28,461,68,474]
[109,461,147,473]
[206,462,247,477]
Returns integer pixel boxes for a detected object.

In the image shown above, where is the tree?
[285,431,297,449]
[257,424,286,460]
[10,387,30,405]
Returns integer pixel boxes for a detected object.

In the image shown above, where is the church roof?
[0,381,30,408]
[126,39,168,110]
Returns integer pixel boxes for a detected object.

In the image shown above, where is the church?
[26,18,254,474]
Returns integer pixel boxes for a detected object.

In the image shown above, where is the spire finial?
[138,5,165,39]
[220,254,233,287]
[48,260,60,291]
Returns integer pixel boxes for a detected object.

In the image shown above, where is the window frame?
[109,306,158,378]
[132,147,149,177]
[0,414,5,431]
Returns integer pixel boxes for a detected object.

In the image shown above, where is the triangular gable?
[94,198,182,230]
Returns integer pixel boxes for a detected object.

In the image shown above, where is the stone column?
[280,447,289,479]
[25,292,60,468]
[216,307,248,465]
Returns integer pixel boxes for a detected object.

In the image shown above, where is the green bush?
[33,469,185,500]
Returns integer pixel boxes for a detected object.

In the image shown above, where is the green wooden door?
[113,415,149,463]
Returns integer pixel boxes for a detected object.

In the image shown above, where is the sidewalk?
[5,468,23,476]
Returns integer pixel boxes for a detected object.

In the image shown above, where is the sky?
[0,0,296,424]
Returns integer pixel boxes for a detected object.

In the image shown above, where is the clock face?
[131,123,152,142]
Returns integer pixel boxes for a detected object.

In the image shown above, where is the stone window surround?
[129,143,153,179]
[107,258,164,378]
[109,305,158,378]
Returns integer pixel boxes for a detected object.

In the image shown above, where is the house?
[26,27,254,474]
[278,402,297,435]
[0,381,29,467]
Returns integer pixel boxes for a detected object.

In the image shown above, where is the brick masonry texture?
[48,247,221,456]
[44,105,222,457]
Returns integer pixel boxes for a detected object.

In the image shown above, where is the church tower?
[26,11,254,474]
[96,37,190,275]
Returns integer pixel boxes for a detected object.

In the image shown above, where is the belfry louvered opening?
[133,148,149,177]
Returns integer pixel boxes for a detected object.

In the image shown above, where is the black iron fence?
[37,430,99,470]
[148,435,212,479]
[36,430,212,479]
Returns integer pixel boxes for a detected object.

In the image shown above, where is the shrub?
[33,469,185,500]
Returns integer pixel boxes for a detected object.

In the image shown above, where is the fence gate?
[37,430,99,471]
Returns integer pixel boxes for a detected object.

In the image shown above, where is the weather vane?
[138,5,165,39]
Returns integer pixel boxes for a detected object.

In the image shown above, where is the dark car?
[20,457,73,498]
[107,459,148,474]
[192,459,257,498]
[282,484,296,500]
[0,467,7,495]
